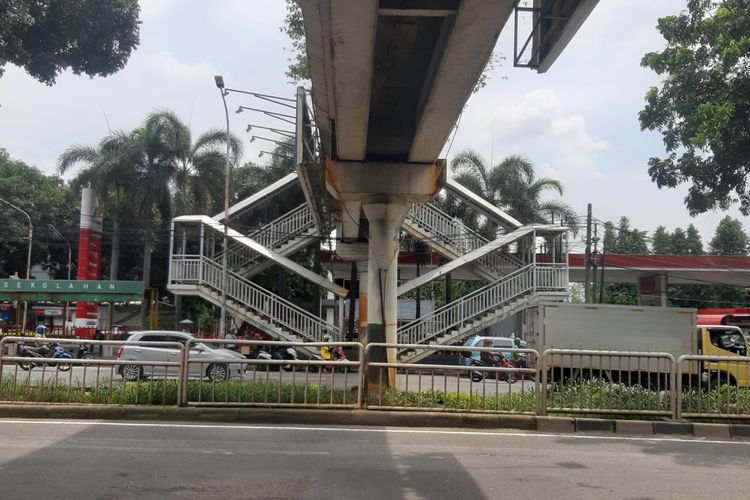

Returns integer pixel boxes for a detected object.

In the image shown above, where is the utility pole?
[599,235,606,304]
[592,224,599,304]
[584,203,592,303]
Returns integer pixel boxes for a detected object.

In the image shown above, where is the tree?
[0,0,141,85]
[671,227,689,255]
[652,225,673,254]
[599,218,648,305]
[685,224,704,255]
[281,0,309,83]
[606,217,648,254]
[449,150,579,233]
[58,132,138,280]
[0,149,76,278]
[145,109,243,217]
[639,0,750,215]
[709,216,749,255]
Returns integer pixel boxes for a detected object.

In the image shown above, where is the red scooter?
[469,352,519,383]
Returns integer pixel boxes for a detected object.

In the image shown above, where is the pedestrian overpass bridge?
[169,1,600,372]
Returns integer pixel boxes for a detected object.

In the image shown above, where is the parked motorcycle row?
[15,341,94,371]
[245,341,353,372]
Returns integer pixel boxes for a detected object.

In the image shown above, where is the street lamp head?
[214,75,225,89]
[235,106,243,114]
[246,125,252,133]
[249,136,256,143]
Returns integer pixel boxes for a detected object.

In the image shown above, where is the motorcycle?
[17,342,73,371]
[467,352,518,383]
[316,345,352,372]
[75,343,95,366]
[275,345,298,372]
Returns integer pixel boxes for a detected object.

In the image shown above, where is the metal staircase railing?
[171,255,338,342]
[405,203,524,277]
[217,203,316,273]
[397,263,568,346]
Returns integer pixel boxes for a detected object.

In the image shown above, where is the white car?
[116,330,246,382]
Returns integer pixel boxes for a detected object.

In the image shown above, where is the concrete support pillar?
[362,201,410,388]
[357,263,368,345]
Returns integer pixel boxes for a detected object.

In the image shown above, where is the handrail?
[215,203,315,270]
[406,203,523,276]
[397,263,567,346]
[171,256,337,342]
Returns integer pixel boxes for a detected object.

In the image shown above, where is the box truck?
[528,302,749,386]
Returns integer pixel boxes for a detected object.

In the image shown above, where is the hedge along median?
[1,377,749,420]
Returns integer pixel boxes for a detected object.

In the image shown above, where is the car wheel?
[122,364,143,381]
[207,363,229,382]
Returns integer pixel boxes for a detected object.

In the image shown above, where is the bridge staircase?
[169,215,345,352]
[402,202,524,281]
[396,263,568,363]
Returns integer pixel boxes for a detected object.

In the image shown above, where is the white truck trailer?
[527,302,749,386]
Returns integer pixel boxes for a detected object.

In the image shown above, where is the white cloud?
[139,0,179,22]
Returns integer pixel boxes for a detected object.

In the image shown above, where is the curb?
[0,404,746,441]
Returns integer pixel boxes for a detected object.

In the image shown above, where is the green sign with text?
[0,279,145,302]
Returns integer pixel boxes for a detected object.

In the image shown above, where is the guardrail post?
[674,356,683,420]
[538,349,548,416]
[178,341,190,406]
[360,343,369,409]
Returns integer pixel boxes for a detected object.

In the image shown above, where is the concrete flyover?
[298,0,598,385]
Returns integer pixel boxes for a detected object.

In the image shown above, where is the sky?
[0,0,744,252]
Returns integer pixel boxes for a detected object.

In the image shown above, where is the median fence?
[0,336,748,421]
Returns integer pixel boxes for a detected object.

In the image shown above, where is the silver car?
[116,331,246,382]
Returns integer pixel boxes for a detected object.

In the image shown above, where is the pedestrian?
[225,329,238,351]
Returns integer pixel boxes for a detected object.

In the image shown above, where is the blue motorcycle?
[17,342,73,371]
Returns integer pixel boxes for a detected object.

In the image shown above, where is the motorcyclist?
[32,325,51,356]
[320,334,333,360]
[511,336,526,368]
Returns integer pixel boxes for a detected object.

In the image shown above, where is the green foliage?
[639,0,750,215]
[0,149,78,278]
[709,216,749,255]
[281,0,309,83]
[0,0,141,85]
[4,376,747,419]
[547,380,672,414]
[449,150,578,233]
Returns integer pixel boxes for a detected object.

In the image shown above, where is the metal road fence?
[676,354,750,420]
[1,336,749,421]
[364,344,538,414]
[540,349,676,418]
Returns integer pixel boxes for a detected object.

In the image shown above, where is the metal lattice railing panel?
[406,203,523,277]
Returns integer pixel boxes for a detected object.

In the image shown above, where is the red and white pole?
[74,187,103,338]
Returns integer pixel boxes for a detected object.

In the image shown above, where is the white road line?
[0,418,748,446]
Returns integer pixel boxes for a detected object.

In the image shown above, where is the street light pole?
[0,196,33,333]
[215,75,231,339]
[48,224,72,280]
[49,224,72,334]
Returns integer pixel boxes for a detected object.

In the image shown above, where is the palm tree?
[449,150,579,233]
[57,132,138,280]
[144,109,243,217]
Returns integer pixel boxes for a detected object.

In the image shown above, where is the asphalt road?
[0,419,747,499]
